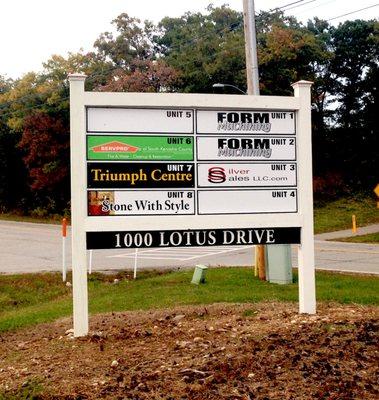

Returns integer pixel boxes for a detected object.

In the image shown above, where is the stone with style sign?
[88,190,195,216]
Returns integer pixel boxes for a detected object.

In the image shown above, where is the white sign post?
[292,81,316,313]
[69,74,315,337]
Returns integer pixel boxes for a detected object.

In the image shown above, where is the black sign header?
[87,227,301,249]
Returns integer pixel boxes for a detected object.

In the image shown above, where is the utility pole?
[243,0,260,96]
[243,0,266,279]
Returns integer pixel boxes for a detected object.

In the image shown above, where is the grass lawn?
[0,268,378,333]
[314,196,378,234]
[0,213,64,225]
[331,232,379,244]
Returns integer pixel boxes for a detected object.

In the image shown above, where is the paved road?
[0,220,378,275]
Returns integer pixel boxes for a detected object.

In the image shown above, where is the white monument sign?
[69,75,315,337]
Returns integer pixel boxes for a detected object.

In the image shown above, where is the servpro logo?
[208,167,226,183]
[91,141,139,153]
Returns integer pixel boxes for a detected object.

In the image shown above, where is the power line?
[284,0,316,12]
[327,4,379,21]
[293,0,339,15]
[272,0,312,10]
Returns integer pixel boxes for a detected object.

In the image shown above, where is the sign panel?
[87,108,194,134]
[197,110,295,134]
[197,136,296,161]
[87,162,195,189]
[69,76,317,337]
[87,135,194,161]
[197,163,297,187]
[198,189,297,214]
[87,227,301,249]
[88,190,195,216]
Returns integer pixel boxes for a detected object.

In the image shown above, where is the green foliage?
[0,6,378,214]
[0,380,43,400]
[17,112,70,212]
[157,5,246,93]
[324,20,378,187]
[94,13,156,67]
[0,124,28,211]
[0,51,110,213]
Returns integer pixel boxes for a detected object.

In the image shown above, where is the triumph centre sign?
[69,75,316,336]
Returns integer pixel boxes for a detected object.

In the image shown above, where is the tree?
[0,6,377,216]
[305,18,337,179]
[0,76,29,211]
[0,75,13,95]
[157,5,246,93]
[328,20,378,187]
[0,51,113,213]
[0,119,28,211]
[331,20,378,129]
[98,60,181,92]
[17,112,70,212]
[258,16,328,95]
[94,13,156,69]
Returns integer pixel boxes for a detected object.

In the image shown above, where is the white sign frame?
[69,75,315,336]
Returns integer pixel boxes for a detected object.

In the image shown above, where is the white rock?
[65,329,74,335]
[111,360,119,368]
[173,314,186,322]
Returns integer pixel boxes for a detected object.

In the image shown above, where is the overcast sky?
[1,0,377,79]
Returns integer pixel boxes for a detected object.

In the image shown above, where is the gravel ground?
[0,302,378,399]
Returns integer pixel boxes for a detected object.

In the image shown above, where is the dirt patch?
[0,302,378,399]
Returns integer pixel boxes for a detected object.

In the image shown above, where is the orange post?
[256,245,266,280]
[374,184,379,208]
[62,218,67,237]
[62,218,67,281]
[352,215,357,234]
